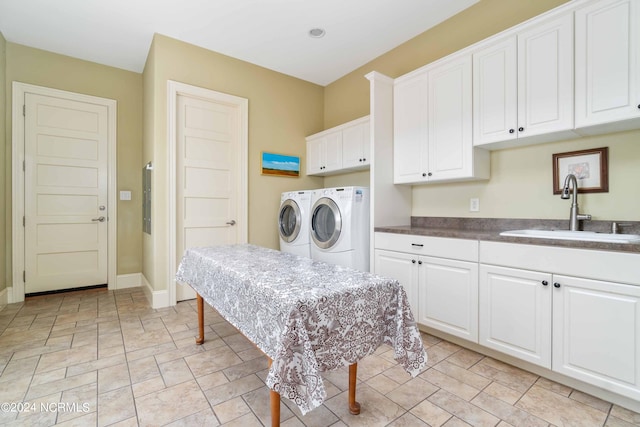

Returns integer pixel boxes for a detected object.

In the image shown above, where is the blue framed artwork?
[261,152,300,177]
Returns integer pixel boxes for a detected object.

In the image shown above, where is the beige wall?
[1,32,6,292]
[142,34,324,292]
[323,0,640,222]
[323,0,570,128]
[412,131,640,221]
[3,0,638,296]
[4,43,144,285]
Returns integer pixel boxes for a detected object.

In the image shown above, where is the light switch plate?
[120,190,132,201]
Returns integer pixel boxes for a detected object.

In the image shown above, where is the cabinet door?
[473,37,518,146]
[427,55,473,181]
[323,132,343,173]
[342,121,370,169]
[517,13,574,138]
[479,265,552,368]
[393,74,429,184]
[306,132,341,175]
[575,0,640,129]
[419,256,478,342]
[374,249,419,319]
[552,275,640,401]
[306,137,325,175]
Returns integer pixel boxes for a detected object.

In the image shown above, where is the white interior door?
[24,93,108,293]
[176,93,242,301]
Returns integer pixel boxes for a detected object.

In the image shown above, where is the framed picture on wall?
[552,147,608,194]
[261,152,300,177]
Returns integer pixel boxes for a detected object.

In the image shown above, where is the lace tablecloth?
[176,244,427,414]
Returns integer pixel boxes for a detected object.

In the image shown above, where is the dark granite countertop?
[374,217,640,254]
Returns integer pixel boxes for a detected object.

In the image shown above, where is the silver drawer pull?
[411,243,424,247]
[92,216,105,222]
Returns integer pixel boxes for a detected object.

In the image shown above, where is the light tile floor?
[1,287,639,427]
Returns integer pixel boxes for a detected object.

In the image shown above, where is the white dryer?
[278,190,313,258]
[310,187,370,271]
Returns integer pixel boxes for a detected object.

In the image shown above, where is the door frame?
[11,82,117,303]
[167,80,248,305]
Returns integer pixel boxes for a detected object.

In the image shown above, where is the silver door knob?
[92,216,106,222]
[226,220,236,226]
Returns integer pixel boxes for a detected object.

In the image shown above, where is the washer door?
[311,197,342,249]
[278,199,301,243]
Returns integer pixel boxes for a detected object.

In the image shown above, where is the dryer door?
[311,197,342,249]
[279,199,302,243]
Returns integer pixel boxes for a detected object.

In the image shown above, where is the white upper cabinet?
[341,119,370,169]
[306,116,369,176]
[473,13,576,149]
[393,73,429,184]
[394,55,489,184]
[306,131,342,175]
[472,37,518,146]
[574,0,640,134]
[427,55,476,181]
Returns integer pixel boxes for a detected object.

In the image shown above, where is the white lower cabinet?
[419,256,478,341]
[553,275,640,401]
[479,265,552,368]
[374,232,478,342]
[377,235,640,404]
[374,249,419,317]
[480,241,640,403]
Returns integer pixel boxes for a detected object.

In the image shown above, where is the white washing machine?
[278,190,313,258]
[310,187,370,271]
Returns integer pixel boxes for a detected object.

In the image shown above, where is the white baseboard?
[3,276,170,308]
[116,273,142,289]
[141,274,170,309]
[0,274,171,310]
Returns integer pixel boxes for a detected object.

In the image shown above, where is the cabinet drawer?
[480,241,640,286]
[375,232,478,262]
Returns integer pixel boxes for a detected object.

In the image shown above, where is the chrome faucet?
[561,174,591,231]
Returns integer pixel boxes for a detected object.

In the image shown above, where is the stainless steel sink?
[499,229,640,244]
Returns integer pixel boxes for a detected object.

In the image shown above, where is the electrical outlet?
[470,198,480,212]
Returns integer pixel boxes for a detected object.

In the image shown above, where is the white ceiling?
[0,0,479,86]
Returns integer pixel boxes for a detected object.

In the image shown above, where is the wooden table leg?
[349,363,361,415]
[270,388,281,426]
[268,359,281,426]
[195,293,205,345]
